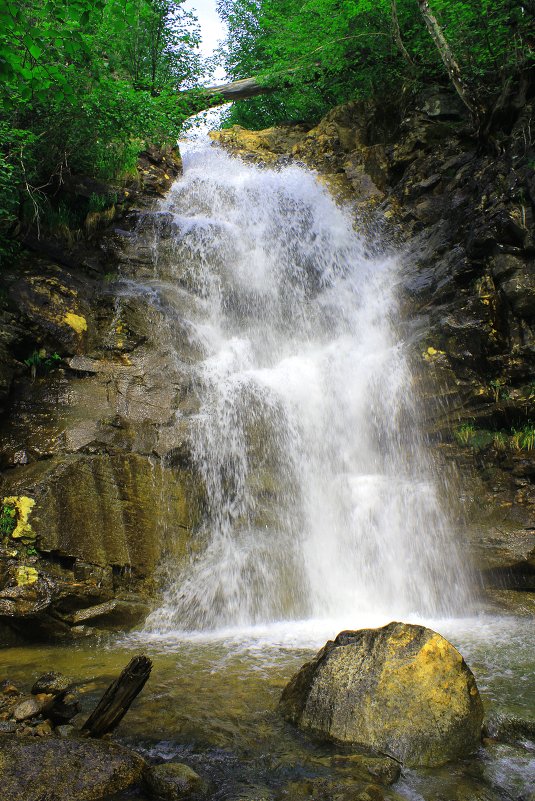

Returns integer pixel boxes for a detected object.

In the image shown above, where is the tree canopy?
[217,0,534,128]
[0,0,203,249]
[1,0,533,253]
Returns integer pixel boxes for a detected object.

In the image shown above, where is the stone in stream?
[281,777,405,801]
[31,671,71,695]
[279,622,484,767]
[12,696,44,721]
[0,736,145,801]
[144,762,205,800]
[330,754,401,785]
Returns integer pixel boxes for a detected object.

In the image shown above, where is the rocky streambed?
[0,617,534,801]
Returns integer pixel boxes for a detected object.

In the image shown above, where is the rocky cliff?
[0,146,207,641]
[211,88,535,611]
[1,88,534,642]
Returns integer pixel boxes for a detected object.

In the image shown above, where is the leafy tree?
[100,0,202,94]
[217,0,534,129]
[0,0,202,256]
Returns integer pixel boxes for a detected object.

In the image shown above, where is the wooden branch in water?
[81,655,152,738]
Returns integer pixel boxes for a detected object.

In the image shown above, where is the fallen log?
[81,655,152,738]
[202,76,275,103]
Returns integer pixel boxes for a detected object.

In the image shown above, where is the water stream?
[117,140,530,795]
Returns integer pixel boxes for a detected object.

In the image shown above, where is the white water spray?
[140,141,468,634]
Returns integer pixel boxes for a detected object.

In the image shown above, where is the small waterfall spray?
[141,141,468,634]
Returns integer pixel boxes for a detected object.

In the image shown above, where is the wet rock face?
[279,622,484,767]
[0,736,145,801]
[0,146,204,642]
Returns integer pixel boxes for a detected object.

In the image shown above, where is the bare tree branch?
[417,0,485,126]
[391,0,414,67]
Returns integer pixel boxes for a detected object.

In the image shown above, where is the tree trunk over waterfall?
[417,0,484,127]
[202,76,276,103]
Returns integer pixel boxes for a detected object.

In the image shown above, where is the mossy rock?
[279,622,483,767]
[144,762,205,800]
[5,453,201,577]
[0,736,145,801]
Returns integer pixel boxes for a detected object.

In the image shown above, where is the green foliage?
[489,377,509,403]
[0,503,17,537]
[0,0,203,256]
[88,191,118,211]
[512,424,535,451]
[24,350,62,376]
[454,422,535,451]
[492,431,508,451]
[217,0,535,128]
[454,422,476,446]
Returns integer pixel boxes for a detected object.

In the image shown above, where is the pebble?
[13,697,43,722]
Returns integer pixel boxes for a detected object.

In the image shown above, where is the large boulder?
[0,736,145,801]
[279,622,484,767]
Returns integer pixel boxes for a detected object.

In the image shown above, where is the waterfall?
[140,141,468,634]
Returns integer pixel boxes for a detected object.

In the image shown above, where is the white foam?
[139,139,470,634]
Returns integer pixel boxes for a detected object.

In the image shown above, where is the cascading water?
[140,140,469,634]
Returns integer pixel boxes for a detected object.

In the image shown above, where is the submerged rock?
[144,762,205,800]
[330,753,401,785]
[279,622,483,767]
[280,777,404,801]
[0,736,145,801]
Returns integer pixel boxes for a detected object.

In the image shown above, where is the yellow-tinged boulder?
[209,124,308,164]
[15,566,39,586]
[279,622,484,767]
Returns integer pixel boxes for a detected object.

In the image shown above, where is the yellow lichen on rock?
[64,312,88,334]
[423,345,446,362]
[15,566,39,586]
[2,496,36,540]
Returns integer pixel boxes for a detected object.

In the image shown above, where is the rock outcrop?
[279,622,484,767]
